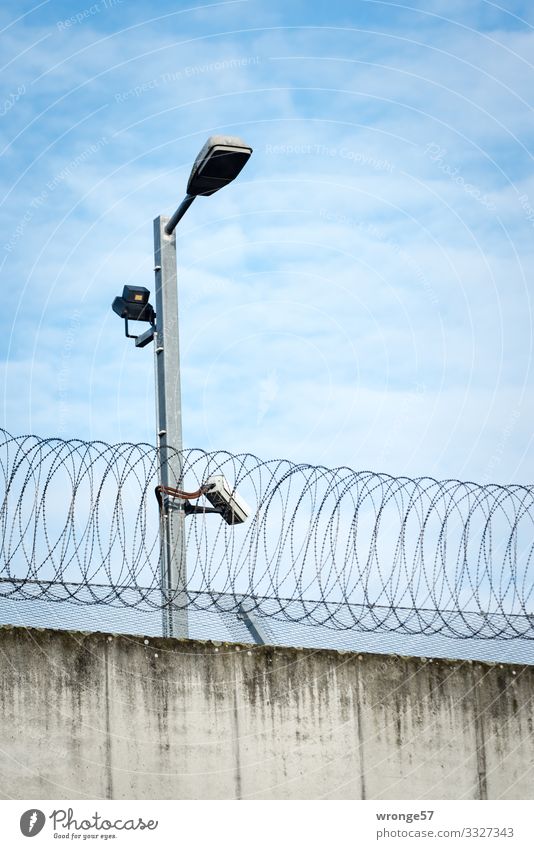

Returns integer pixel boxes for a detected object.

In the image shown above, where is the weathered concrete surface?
[0,626,532,799]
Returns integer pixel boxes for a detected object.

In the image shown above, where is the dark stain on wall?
[0,626,532,800]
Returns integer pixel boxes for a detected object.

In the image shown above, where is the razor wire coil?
[0,428,533,639]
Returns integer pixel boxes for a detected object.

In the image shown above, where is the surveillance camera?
[203,475,251,525]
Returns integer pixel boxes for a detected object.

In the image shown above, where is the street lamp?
[111,135,252,639]
[164,136,253,234]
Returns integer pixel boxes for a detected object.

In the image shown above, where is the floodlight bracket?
[135,326,155,348]
[123,317,137,340]
[122,315,156,347]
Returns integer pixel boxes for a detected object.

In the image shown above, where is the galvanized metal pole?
[153,215,188,638]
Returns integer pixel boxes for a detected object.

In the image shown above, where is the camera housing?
[203,475,251,525]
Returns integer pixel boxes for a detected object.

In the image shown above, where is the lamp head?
[187,135,252,197]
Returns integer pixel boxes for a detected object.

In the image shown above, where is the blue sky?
[1,0,533,483]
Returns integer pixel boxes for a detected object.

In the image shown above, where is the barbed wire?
[0,428,533,639]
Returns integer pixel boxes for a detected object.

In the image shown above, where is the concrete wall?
[0,625,532,800]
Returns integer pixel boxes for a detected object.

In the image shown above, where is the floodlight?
[112,285,155,347]
[112,285,155,323]
[186,136,253,197]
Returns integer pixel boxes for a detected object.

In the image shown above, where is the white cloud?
[0,1,532,487]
